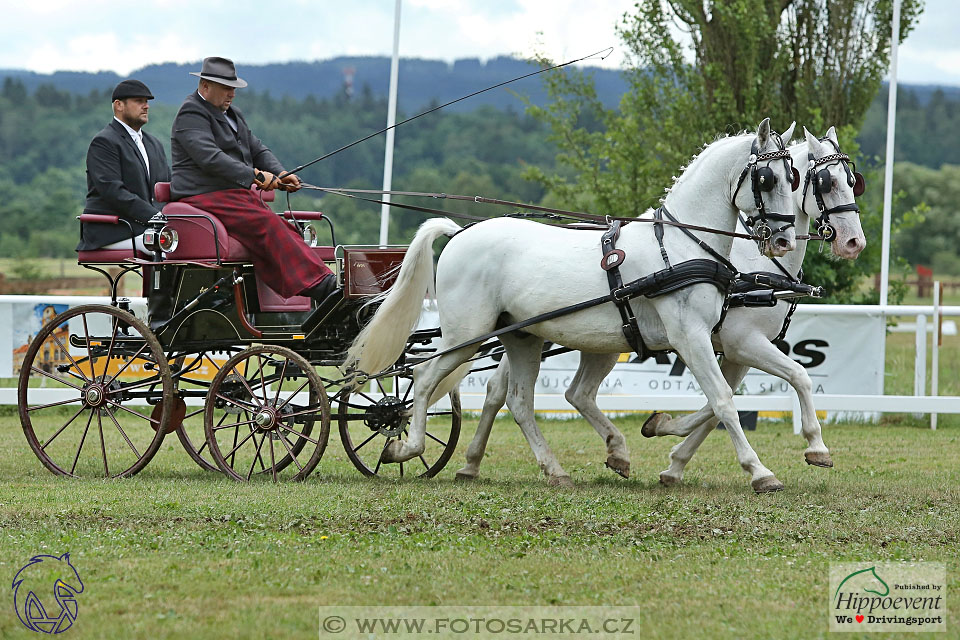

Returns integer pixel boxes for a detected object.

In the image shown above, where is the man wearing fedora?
[78,79,170,252]
[170,56,337,302]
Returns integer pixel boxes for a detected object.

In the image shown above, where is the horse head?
[801,126,867,259]
[732,118,799,258]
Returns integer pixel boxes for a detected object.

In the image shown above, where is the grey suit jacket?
[78,119,170,250]
[170,92,283,200]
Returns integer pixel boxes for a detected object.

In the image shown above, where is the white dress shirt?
[114,117,150,178]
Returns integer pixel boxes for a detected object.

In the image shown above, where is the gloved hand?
[254,169,279,190]
[277,172,302,192]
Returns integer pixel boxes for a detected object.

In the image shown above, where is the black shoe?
[305,273,338,302]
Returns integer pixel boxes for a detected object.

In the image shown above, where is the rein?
[299,184,763,241]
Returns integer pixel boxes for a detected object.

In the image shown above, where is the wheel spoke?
[102,406,141,458]
[69,410,96,475]
[27,395,84,413]
[245,433,267,481]
[108,343,150,380]
[256,354,270,404]
[401,380,413,403]
[29,365,85,392]
[101,317,119,380]
[418,454,429,470]
[374,439,391,475]
[273,358,289,406]
[277,433,305,472]
[214,392,258,413]
[425,431,448,447]
[232,364,264,410]
[375,376,387,396]
[98,409,109,477]
[352,431,379,453]
[269,433,277,482]
[223,428,257,462]
[274,378,310,412]
[41,404,89,451]
[184,407,204,420]
[356,389,380,404]
[116,376,169,393]
[104,398,157,424]
[51,333,91,384]
[212,418,257,431]
[277,424,320,446]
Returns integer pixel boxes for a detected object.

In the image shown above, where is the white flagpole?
[879,0,901,308]
[379,0,403,246]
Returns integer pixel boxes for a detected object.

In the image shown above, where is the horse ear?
[804,127,824,156]
[824,125,838,143]
[757,117,771,149]
[782,121,796,143]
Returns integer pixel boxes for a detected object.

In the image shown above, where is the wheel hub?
[364,396,408,437]
[254,407,279,431]
[84,385,105,407]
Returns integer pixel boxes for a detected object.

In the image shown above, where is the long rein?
[296,184,785,242]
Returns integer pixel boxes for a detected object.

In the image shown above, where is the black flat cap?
[112,79,154,101]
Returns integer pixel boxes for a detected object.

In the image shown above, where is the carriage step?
[301,291,345,336]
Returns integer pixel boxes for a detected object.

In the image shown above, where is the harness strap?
[601,220,647,358]
[659,206,739,275]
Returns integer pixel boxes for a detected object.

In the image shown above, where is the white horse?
[345,119,798,493]
[455,126,866,487]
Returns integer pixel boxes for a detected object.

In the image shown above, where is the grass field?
[1,331,959,638]
[1,409,958,639]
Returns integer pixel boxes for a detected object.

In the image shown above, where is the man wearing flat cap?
[170,56,337,302]
[78,79,171,252]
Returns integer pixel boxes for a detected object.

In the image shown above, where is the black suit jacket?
[170,92,283,200]
[78,119,170,250]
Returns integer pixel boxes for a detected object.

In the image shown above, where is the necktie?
[134,132,150,178]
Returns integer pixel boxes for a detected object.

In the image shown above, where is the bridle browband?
[802,137,865,242]
[732,131,801,246]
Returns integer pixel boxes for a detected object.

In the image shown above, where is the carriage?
[17,184,462,481]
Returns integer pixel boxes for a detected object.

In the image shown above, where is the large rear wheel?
[18,304,172,478]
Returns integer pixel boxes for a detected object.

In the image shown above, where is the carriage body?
[17,185,460,481]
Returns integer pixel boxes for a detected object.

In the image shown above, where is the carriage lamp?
[143,215,179,257]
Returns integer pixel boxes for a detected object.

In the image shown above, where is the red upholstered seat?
[163,203,252,262]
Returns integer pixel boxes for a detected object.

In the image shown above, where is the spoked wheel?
[171,350,241,473]
[204,345,329,482]
[17,304,173,478]
[338,371,460,478]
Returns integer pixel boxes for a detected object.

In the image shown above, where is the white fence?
[2,294,958,433]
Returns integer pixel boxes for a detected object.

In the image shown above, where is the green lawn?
[0,410,957,639]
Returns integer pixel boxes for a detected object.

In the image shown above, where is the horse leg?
[659,362,748,486]
[456,355,513,480]
[381,347,477,463]
[563,352,629,477]
[500,334,572,487]
[722,338,832,467]
[669,331,782,493]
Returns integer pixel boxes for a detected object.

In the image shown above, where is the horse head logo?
[834,565,890,599]
[12,553,84,634]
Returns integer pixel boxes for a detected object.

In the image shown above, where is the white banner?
[421,305,886,410]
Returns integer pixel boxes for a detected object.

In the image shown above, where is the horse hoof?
[658,471,682,487]
[804,451,834,468]
[605,455,630,479]
[642,412,672,438]
[379,440,404,463]
[455,470,478,481]
[752,476,785,494]
[547,475,574,488]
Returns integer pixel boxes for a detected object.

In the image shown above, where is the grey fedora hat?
[190,56,248,88]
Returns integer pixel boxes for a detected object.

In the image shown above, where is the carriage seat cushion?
[154,182,275,203]
[163,203,253,261]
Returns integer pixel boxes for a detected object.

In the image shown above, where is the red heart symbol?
[856,615,864,623]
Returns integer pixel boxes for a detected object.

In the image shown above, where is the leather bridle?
[732,132,801,247]
[802,137,865,242]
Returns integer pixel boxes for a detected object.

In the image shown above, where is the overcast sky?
[2,0,956,86]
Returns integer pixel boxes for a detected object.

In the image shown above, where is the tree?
[525,0,922,302]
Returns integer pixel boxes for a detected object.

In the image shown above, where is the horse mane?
[661,130,753,200]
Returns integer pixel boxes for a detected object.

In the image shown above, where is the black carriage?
[17,184,461,481]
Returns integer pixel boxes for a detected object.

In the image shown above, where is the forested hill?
[0,56,630,112]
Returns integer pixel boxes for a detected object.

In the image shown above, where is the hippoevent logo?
[829,562,946,633]
[11,553,84,634]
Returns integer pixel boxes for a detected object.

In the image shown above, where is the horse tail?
[344,217,462,377]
